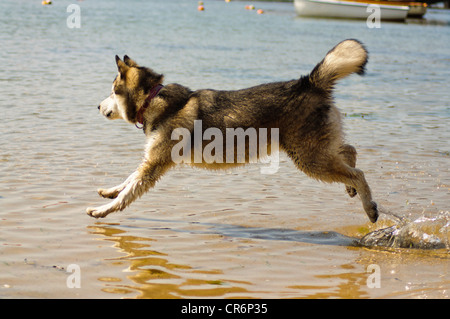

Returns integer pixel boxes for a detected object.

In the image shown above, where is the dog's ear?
[115,55,129,76]
[123,55,138,67]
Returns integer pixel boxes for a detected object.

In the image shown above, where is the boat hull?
[294,0,409,21]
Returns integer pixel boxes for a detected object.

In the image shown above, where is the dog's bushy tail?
[309,39,368,91]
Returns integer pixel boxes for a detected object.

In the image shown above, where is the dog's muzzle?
[98,95,121,120]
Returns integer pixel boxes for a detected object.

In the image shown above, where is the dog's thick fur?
[88,39,378,223]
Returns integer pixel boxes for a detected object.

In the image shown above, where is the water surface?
[0,0,449,298]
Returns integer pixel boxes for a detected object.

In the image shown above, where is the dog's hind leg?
[339,144,358,198]
[347,169,378,223]
[319,159,378,223]
[287,148,378,222]
[98,171,139,199]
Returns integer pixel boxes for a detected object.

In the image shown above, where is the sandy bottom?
[1,151,448,299]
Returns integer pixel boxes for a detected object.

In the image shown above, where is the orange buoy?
[198,5,205,11]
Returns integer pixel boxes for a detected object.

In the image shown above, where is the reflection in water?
[288,263,371,298]
[86,220,378,299]
[87,214,449,298]
[88,223,249,298]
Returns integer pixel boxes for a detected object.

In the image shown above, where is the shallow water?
[360,209,450,249]
[0,0,449,299]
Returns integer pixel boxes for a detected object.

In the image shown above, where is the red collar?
[136,84,164,128]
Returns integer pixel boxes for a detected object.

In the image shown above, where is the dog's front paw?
[86,206,112,218]
[98,188,120,199]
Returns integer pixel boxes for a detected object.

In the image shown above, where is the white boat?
[294,0,409,21]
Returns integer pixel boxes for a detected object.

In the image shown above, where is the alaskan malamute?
[88,39,378,223]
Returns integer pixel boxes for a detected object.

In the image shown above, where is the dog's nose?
[98,105,100,110]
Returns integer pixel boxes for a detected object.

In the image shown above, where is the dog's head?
[98,55,164,124]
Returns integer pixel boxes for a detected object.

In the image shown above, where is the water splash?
[359,209,450,250]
